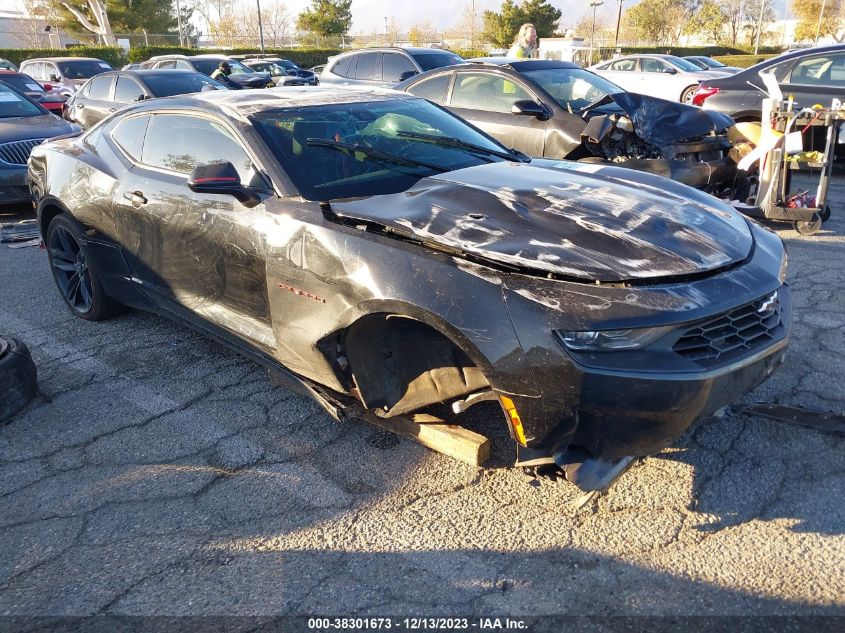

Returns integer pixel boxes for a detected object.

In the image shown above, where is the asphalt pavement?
[0,176,843,619]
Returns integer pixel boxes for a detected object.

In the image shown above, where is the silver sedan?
[589,54,732,104]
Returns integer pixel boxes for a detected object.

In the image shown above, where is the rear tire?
[680,85,698,105]
[46,214,125,321]
[0,336,37,423]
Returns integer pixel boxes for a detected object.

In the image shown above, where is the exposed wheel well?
[341,314,489,418]
[39,203,65,240]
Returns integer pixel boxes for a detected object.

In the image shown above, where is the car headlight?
[554,326,674,352]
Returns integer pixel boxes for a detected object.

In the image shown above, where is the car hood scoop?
[331,161,752,282]
[591,93,735,146]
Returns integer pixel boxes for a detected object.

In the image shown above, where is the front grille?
[673,291,783,368]
[0,138,48,165]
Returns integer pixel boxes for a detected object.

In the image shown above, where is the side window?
[382,53,416,82]
[88,75,113,100]
[449,73,532,113]
[786,54,845,86]
[608,59,635,72]
[641,58,668,73]
[110,114,150,161]
[353,52,380,80]
[407,74,450,104]
[23,62,42,80]
[141,114,257,185]
[156,60,177,69]
[174,60,192,70]
[331,55,354,78]
[113,77,143,103]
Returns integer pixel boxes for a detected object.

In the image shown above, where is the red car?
[0,70,67,114]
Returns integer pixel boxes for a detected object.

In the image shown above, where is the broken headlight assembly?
[555,326,674,352]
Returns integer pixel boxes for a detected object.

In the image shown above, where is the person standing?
[507,23,538,58]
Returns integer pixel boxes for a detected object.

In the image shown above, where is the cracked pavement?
[0,175,843,617]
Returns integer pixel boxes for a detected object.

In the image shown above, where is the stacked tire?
[0,336,37,422]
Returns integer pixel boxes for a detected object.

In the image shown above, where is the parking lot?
[1,175,844,618]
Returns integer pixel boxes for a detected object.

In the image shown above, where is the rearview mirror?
[398,70,418,81]
[511,100,548,119]
[187,161,258,206]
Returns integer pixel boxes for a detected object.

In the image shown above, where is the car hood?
[331,161,752,282]
[590,92,735,147]
[0,114,76,143]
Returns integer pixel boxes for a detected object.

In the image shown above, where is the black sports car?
[398,59,744,197]
[28,88,790,491]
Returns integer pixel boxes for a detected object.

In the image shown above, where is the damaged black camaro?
[28,88,790,491]
[398,59,744,197]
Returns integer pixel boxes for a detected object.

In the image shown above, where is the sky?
[10,0,792,37]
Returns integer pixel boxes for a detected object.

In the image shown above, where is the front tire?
[46,214,124,321]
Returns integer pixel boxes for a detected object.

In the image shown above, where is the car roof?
[120,69,201,76]
[467,58,580,70]
[129,86,416,116]
[22,57,108,63]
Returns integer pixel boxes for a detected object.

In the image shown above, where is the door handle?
[123,190,147,207]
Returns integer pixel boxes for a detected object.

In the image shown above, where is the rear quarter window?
[111,114,150,161]
[407,74,450,104]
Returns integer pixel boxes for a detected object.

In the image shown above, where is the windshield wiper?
[396,130,525,162]
[578,93,614,114]
[306,138,447,173]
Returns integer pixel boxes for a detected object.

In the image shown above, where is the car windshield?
[0,83,46,117]
[58,60,113,78]
[253,97,511,201]
[413,52,464,71]
[665,56,704,72]
[0,74,44,94]
[144,72,226,96]
[277,60,298,70]
[522,67,623,111]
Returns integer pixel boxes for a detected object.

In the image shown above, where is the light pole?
[175,0,184,47]
[256,0,265,52]
[753,0,767,54]
[815,0,827,45]
[613,0,623,49]
[589,0,603,66]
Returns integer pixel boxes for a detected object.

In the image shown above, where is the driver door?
[446,71,548,157]
[111,112,277,350]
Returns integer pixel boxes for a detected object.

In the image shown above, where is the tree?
[624,0,692,45]
[481,0,561,48]
[482,0,520,48]
[408,21,436,46]
[296,0,352,37]
[792,0,845,42]
[720,0,747,45]
[683,0,727,42]
[56,0,116,44]
[741,0,776,47]
[518,0,562,36]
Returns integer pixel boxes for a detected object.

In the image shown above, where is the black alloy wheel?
[46,215,124,320]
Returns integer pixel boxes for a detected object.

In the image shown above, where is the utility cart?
[733,97,844,236]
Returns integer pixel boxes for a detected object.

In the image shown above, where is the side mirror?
[49,74,60,82]
[398,70,418,82]
[187,161,258,206]
[132,94,147,101]
[511,99,548,119]
[661,67,677,75]
[287,69,298,76]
